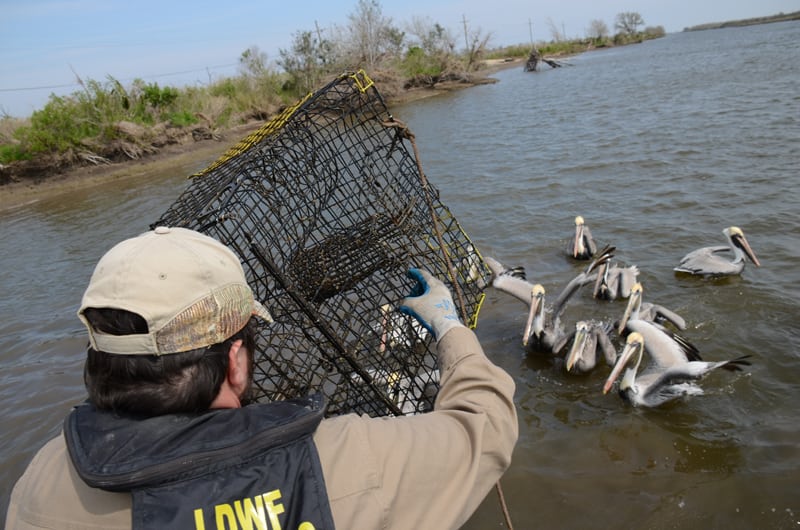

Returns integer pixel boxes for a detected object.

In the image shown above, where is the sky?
[1,0,797,117]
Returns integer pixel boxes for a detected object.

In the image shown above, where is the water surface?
[2,22,799,528]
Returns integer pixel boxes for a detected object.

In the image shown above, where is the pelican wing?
[638,357,749,406]
[626,319,701,367]
[615,265,639,298]
[675,246,743,275]
[634,374,704,407]
[553,246,615,314]
[642,302,687,331]
[485,256,534,305]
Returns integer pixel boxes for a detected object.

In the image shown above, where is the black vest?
[64,395,334,530]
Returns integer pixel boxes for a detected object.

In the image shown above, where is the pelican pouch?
[64,394,334,530]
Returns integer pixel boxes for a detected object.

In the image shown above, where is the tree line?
[0,1,662,176]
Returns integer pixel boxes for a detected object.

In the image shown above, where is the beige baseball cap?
[78,226,273,355]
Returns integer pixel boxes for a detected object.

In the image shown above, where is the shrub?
[400,46,443,77]
[0,143,31,163]
[167,111,198,127]
[19,95,99,154]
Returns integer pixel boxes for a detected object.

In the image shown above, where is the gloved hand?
[398,268,466,341]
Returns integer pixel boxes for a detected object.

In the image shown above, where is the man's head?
[78,227,272,415]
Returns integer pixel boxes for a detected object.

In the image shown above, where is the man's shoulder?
[7,433,131,529]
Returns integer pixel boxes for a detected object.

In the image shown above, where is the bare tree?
[278,30,333,93]
[405,15,455,57]
[464,27,492,71]
[345,0,402,70]
[615,12,645,36]
[239,46,270,77]
[460,15,492,71]
[586,19,610,40]
[546,17,564,41]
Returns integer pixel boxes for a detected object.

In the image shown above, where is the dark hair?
[82,308,256,416]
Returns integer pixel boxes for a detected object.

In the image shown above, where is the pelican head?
[724,226,760,267]
[603,332,645,394]
[565,321,591,372]
[617,282,644,334]
[522,284,546,347]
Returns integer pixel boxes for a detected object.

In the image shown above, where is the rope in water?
[381,117,515,530]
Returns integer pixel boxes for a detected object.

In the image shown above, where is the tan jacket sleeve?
[314,326,518,529]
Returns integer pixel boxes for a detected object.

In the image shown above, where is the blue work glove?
[398,268,466,341]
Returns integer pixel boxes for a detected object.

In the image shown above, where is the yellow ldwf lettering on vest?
[262,490,285,529]
[194,489,297,530]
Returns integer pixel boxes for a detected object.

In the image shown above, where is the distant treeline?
[683,11,800,32]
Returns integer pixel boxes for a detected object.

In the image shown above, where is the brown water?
[2,22,799,528]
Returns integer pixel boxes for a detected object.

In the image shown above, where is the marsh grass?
[0,30,664,170]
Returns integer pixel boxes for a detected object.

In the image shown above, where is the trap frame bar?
[153,70,490,417]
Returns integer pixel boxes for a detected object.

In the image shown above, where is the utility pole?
[314,20,324,43]
[528,18,534,47]
[314,20,326,67]
[462,14,469,52]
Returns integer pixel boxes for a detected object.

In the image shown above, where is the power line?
[0,62,238,93]
[0,82,76,93]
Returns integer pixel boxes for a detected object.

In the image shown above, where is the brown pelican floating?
[675,226,761,276]
[617,282,687,333]
[484,256,567,353]
[564,320,617,374]
[522,246,615,354]
[521,283,570,354]
[602,330,751,407]
[569,215,597,260]
[593,259,639,300]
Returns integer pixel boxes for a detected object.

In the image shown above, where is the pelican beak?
[565,325,588,372]
[603,336,641,394]
[617,290,637,335]
[603,343,637,394]
[522,294,541,347]
[734,233,761,267]
[573,224,584,258]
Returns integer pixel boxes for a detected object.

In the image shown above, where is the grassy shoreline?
[0,59,523,211]
[682,10,800,31]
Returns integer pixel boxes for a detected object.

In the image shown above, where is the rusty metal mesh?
[152,71,490,418]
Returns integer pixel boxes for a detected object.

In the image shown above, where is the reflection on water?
[2,21,799,528]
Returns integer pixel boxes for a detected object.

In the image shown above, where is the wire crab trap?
[153,70,491,418]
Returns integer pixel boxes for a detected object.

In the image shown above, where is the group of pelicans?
[483,216,760,408]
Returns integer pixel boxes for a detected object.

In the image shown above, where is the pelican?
[569,215,597,260]
[602,331,751,407]
[522,246,615,354]
[593,260,639,300]
[376,303,429,352]
[617,282,687,334]
[484,256,566,352]
[484,255,533,305]
[564,320,617,374]
[675,226,761,276]
[461,244,488,289]
[521,283,570,354]
[351,367,440,415]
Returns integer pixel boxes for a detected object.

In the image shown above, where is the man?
[6,226,517,529]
